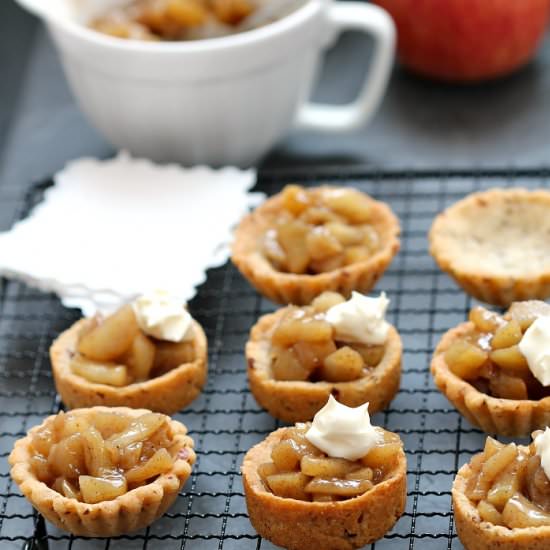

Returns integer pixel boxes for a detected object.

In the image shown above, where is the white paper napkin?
[0,152,263,315]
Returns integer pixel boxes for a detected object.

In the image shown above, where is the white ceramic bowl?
[16,0,395,167]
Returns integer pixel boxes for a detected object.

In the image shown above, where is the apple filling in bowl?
[461,435,550,528]
[443,301,550,401]
[90,0,255,41]
[258,423,402,502]
[27,409,190,503]
[72,304,196,387]
[270,292,384,383]
[263,185,380,275]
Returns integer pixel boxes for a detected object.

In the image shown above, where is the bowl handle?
[295,2,395,132]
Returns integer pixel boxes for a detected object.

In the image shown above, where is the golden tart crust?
[50,318,208,414]
[231,186,400,305]
[429,188,550,306]
[453,458,550,550]
[9,406,195,538]
[431,322,550,437]
[242,428,407,550]
[247,307,402,423]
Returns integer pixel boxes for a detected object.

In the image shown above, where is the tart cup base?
[429,188,550,307]
[242,429,407,550]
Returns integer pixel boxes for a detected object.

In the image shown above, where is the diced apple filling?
[258,424,401,501]
[444,301,550,400]
[270,292,386,383]
[28,410,181,503]
[262,185,380,274]
[464,434,550,528]
[71,304,196,386]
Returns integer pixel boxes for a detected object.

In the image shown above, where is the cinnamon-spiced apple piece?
[247,290,402,422]
[232,185,400,305]
[242,396,407,550]
[50,290,207,414]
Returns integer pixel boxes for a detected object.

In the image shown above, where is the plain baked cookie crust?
[231,186,400,305]
[242,428,407,550]
[50,318,208,414]
[9,406,195,537]
[429,188,550,306]
[431,322,550,437]
[453,460,550,550]
[246,307,402,423]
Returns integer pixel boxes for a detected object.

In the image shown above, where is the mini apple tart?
[242,397,407,550]
[430,188,550,306]
[50,291,207,414]
[9,406,195,537]
[431,300,550,437]
[246,290,402,422]
[232,184,400,305]
[453,430,550,550]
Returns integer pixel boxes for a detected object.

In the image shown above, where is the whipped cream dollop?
[305,396,382,461]
[518,316,550,386]
[325,291,390,345]
[534,428,550,480]
[132,290,194,342]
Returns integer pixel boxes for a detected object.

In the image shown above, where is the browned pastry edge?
[247,307,402,422]
[9,406,195,537]
[431,321,550,437]
[453,460,550,550]
[429,188,550,306]
[242,427,407,550]
[231,186,400,305]
[50,318,208,414]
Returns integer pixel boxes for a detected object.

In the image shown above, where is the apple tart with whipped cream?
[453,429,550,550]
[50,291,207,414]
[431,300,550,436]
[246,291,402,422]
[242,397,407,550]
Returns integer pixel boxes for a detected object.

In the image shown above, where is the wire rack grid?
[1,168,549,550]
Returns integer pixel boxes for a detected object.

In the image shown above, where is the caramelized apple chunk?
[78,305,139,362]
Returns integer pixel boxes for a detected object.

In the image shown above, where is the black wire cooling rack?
[1,168,549,550]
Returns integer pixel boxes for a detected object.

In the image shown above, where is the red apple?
[374,0,550,82]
